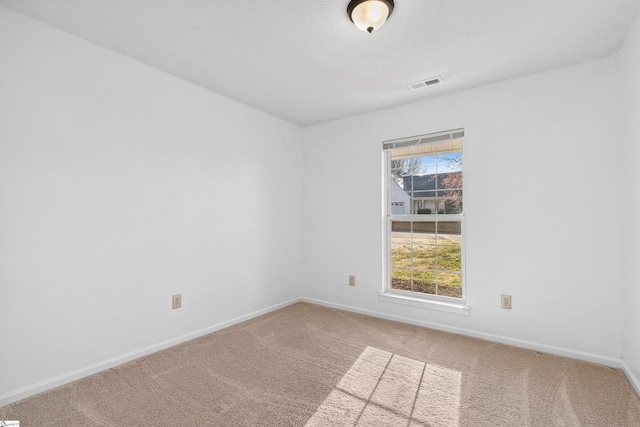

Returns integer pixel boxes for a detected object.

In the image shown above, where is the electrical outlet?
[501,294,512,309]
[349,275,356,286]
[172,294,182,309]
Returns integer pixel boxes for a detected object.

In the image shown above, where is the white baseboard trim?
[299,297,627,370]
[0,297,301,408]
[621,360,640,397]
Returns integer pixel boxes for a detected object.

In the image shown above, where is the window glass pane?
[437,221,462,272]
[436,221,462,237]
[443,189,463,214]
[412,190,437,214]
[437,245,461,272]
[390,221,411,286]
[413,189,436,200]
[391,267,411,291]
[390,177,411,214]
[390,168,405,187]
[412,225,436,269]
[437,272,462,298]
[412,222,436,234]
[410,156,431,176]
[388,140,463,213]
[412,244,436,270]
[406,176,435,194]
[438,172,462,191]
[390,201,408,215]
[391,242,411,266]
[390,156,422,179]
[391,221,411,235]
[422,154,438,166]
[409,154,435,178]
[414,226,436,242]
[413,270,437,295]
[436,153,463,174]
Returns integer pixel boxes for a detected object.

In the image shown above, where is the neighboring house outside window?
[390,180,411,214]
[383,129,465,307]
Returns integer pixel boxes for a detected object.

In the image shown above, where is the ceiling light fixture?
[347,0,394,34]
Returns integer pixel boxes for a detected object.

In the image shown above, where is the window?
[383,129,465,306]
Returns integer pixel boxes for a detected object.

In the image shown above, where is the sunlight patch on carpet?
[305,346,461,426]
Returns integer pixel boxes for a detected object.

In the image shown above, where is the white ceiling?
[2,0,639,126]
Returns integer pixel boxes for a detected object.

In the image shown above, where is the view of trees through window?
[390,150,462,214]
[388,139,463,298]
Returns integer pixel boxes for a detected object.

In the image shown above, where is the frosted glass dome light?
[347,0,395,33]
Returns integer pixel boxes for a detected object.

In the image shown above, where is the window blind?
[383,128,464,151]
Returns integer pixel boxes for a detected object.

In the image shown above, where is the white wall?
[301,56,625,359]
[0,7,302,400]
[618,14,640,387]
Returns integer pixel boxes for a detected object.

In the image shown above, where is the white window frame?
[380,129,470,315]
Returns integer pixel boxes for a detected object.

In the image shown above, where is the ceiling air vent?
[407,76,442,91]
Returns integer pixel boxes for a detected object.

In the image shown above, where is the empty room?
[1,0,640,425]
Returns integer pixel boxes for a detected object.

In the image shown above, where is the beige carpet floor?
[1,302,639,426]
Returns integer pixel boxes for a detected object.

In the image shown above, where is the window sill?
[378,292,471,316]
